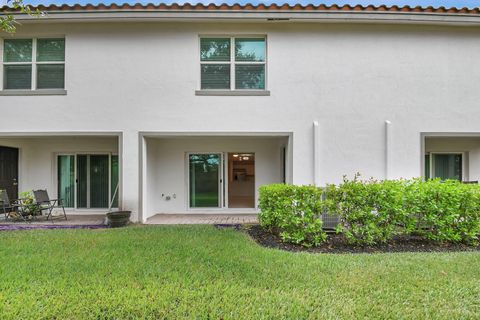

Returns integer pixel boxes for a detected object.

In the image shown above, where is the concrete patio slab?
[146,214,258,225]
[1,214,258,226]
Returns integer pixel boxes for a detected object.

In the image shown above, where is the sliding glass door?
[57,154,119,209]
[57,155,75,208]
[426,153,463,181]
[76,155,88,208]
[189,153,222,208]
[77,155,110,208]
[110,155,119,208]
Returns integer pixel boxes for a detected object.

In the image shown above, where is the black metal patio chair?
[0,189,13,220]
[0,189,26,221]
[32,190,67,221]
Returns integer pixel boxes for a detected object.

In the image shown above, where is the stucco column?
[385,120,392,180]
[313,121,321,186]
[120,130,140,222]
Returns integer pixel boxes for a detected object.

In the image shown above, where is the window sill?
[0,89,67,96]
[195,90,270,96]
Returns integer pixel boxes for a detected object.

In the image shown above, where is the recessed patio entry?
[57,154,119,209]
[188,152,255,209]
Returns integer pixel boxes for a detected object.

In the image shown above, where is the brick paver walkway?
[146,214,258,225]
[2,214,259,226]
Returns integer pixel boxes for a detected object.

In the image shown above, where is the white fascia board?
[7,11,480,26]
[140,131,294,138]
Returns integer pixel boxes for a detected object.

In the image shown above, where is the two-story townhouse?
[1,3,480,223]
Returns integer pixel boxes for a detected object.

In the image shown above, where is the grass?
[190,191,219,207]
[0,225,479,319]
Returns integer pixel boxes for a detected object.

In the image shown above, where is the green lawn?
[0,226,479,319]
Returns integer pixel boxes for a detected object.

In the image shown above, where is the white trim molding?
[0,89,67,96]
[195,90,270,96]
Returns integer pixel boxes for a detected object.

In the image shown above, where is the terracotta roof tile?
[1,2,479,15]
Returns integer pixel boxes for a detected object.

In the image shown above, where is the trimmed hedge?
[405,179,480,243]
[324,178,407,245]
[326,176,480,245]
[259,177,480,246]
[258,184,326,247]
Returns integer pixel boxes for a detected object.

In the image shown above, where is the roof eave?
[5,10,480,26]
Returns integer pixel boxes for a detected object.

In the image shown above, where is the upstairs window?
[2,38,65,90]
[200,36,266,90]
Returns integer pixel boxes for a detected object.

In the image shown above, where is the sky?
[0,0,478,8]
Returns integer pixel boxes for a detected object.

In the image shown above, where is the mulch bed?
[244,224,480,254]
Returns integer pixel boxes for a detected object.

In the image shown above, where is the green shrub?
[326,176,480,245]
[405,179,480,244]
[325,175,408,245]
[18,190,40,216]
[258,184,326,247]
[260,177,480,247]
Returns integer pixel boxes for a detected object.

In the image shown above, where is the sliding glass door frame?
[56,152,118,210]
[428,151,466,182]
[186,152,224,209]
[186,151,257,210]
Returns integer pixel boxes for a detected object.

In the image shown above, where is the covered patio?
[423,134,480,182]
[141,133,292,222]
[0,133,122,220]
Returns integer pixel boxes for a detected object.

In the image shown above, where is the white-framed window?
[199,36,266,91]
[2,37,65,90]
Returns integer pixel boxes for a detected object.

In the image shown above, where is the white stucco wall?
[1,21,480,221]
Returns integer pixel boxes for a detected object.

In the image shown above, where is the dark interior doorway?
[228,153,255,208]
[0,146,19,200]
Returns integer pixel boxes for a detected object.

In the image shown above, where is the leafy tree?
[1,0,42,33]
[200,38,230,61]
